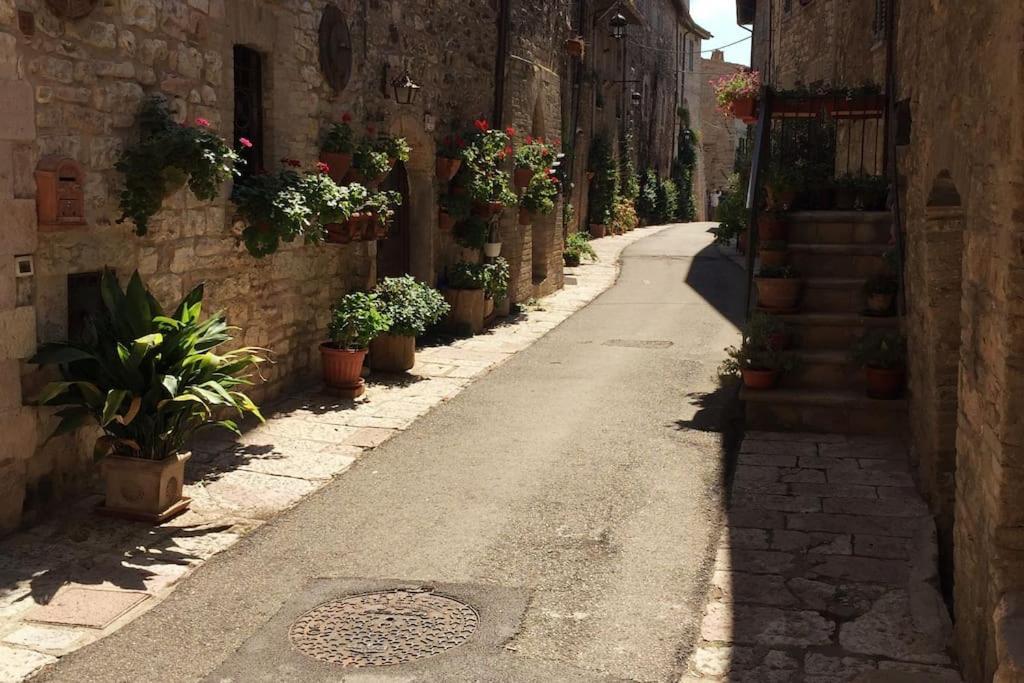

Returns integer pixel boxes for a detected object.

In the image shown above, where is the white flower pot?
[484,242,502,258]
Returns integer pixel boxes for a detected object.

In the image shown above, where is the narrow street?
[34,224,747,682]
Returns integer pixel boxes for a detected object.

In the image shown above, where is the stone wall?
[0,0,573,534]
[700,50,746,211]
[893,2,1024,680]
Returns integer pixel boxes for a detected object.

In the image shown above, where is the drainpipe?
[493,0,512,125]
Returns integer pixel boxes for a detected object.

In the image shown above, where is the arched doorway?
[376,162,411,279]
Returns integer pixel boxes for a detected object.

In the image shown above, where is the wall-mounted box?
[35,156,86,230]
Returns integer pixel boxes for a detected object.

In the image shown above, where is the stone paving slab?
[683,432,963,682]
[0,226,667,679]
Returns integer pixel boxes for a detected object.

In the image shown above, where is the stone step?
[773,312,900,351]
[742,387,907,435]
[801,277,868,314]
[780,349,862,390]
[784,211,892,245]
[786,243,888,279]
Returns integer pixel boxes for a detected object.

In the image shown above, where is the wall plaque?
[319,5,353,93]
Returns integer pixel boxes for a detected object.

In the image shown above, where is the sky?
[690,0,751,66]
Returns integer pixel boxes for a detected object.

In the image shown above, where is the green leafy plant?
[231,163,366,257]
[520,170,560,215]
[851,330,906,369]
[373,276,450,338]
[454,215,490,250]
[712,172,749,244]
[322,113,356,154]
[763,163,801,210]
[588,132,619,225]
[564,231,598,262]
[483,257,510,300]
[656,178,680,223]
[116,97,242,236]
[719,342,798,379]
[448,261,488,290]
[638,169,659,221]
[31,270,265,462]
[438,130,469,159]
[353,138,393,179]
[671,125,698,221]
[710,69,761,114]
[456,120,516,206]
[363,189,403,231]
[562,200,576,228]
[379,134,412,163]
[327,292,390,350]
[514,137,557,172]
[619,129,640,201]
[612,197,639,232]
[745,312,787,349]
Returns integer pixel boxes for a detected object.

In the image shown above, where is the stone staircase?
[742,211,907,434]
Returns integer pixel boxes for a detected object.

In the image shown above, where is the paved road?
[37,223,747,683]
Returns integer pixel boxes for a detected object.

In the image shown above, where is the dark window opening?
[67,272,104,344]
[234,45,265,175]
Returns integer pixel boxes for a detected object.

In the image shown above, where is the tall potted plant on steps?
[370,277,450,373]
[719,312,798,390]
[852,329,907,399]
[321,292,390,398]
[755,265,803,312]
[31,270,266,523]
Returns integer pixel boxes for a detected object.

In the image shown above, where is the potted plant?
[513,138,556,191]
[321,113,356,183]
[564,231,598,267]
[520,167,560,225]
[379,133,412,167]
[445,262,488,336]
[759,240,789,267]
[436,133,467,182]
[457,120,516,216]
[454,214,490,254]
[231,161,359,257]
[834,174,888,211]
[370,276,450,372]
[755,265,803,311]
[852,329,906,399]
[864,273,898,315]
[439,191,469,232]
[350,138,392,188]
[321,292,390,398]
[747,311,790,350]
[484,222,503,258]
[116,97,242,236]
[31,270,265,522]
[612,197,639,233]
[565,36,585,58]
[719,342,797,390]
[763,164,800,211]
[483,257,510,319]
[711,69,761,123]
[362,190,403,240]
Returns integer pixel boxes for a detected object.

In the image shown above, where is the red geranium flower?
[315,161,330,173]
[195,117,210,127]
[505,126,515,137]
[504,145,513,156]
[474,119,489,132]
[526,135,534,144]
[281,158,301,168]
[342,112,353,123]
[239,137,253,148]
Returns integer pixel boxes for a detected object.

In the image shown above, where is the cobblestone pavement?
[0,226,669,682]
[683,432,963,682]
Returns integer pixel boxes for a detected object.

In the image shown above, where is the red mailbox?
[35,156,86,230]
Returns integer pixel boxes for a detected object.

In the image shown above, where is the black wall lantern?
[391,71,421,105]
[631,91,642,107]
[610,12,628,40]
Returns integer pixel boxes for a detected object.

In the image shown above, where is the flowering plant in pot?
[755,265,803,311]
[483,257,510,303]
[564,231,598,267]
[351,138,393,188]
[864,273,898,316]
[117,97,242,236]
[321,112,356,182]
[231,160,357,257]
[370,276,450,372]
[378,133,411,165]
[322,292,390,398]
[361,189,403,240]
[851,329,906,399]
[436,132,468,182]
[519,168,560,225]
[711,69,761,122]
[513,137,557,190]
[612,197,639,233]
[719,341,798,390]
[31,270,265,522]
[445,261,489,336]
[457,120,516,216]
[747,311,790,351]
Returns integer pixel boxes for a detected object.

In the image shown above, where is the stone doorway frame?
[383,114,436,285]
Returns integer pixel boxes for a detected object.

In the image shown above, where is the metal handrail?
[744,86,773,317]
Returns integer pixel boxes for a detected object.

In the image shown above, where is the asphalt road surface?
[37,223,747,683]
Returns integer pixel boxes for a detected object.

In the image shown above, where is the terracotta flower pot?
[589,223,607,239]
[484,296,495,320]
[444,288,486,336]
[99,452,191,523]
[438,210,456,232]
[742,368,781,390]
[319,152,352,184]
[729,97,758,124]
[518,206,534,225]
[866,292,895,315]
[347,213,365,240]
[865,366,905,400]
[587,171,596,181]
[320,344,367,398]
[370,334,416,373]
[757,214,788,241]
[759,248,789,267]
[436,156,462,182]
[325,223,351,244]
[756,277,802,311]
[514,166,534,190]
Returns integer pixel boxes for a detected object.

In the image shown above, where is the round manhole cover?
[288,590,478,667]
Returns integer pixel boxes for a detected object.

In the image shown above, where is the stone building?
[699,49,746,212]
[737,0,1024,679]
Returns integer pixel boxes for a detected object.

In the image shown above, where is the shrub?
[619,130,640,201]
[638,169,659,220]
[588,132,618,225]
[483,257,510,300]
[457,120,516,206]
[712,173,748,244]
[656,178,679,223]
[564,231,598,262]
[116,97,241,236]
[32,270,265,461]
[611,198,639,233]
[373,276,450,337]
[520,171,560,215]
[448,261,488,290]
[454,215,490,250]
[327,292,390,350]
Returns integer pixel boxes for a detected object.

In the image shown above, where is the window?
[67,272,104,343]
[233,45,265,175]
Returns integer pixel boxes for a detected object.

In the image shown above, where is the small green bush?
[327,292,390,350]
[373,276,450,338]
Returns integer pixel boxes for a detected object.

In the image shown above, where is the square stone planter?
[98,452,191,523]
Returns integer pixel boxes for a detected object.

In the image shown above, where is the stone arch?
[385,113,436,284]
[907,169,965,595]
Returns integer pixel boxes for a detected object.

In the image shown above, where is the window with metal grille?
[233,45,265,175]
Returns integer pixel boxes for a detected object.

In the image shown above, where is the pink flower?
[315,161,330,173]
[526,135,534,145]
[505,126,516,137]
[239,137,253,148]
[474,119,489,132]
[195,117,210,127]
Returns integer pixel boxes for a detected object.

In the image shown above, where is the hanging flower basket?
[729,97,759,124]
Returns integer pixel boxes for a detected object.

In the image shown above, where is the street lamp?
[391,71,421,106]
[610,12,628,40]
[631,91,642,107]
